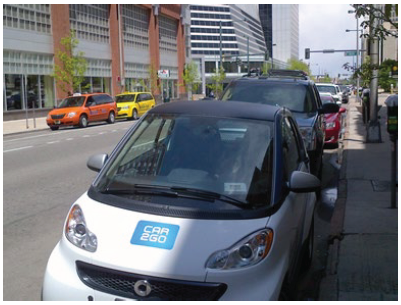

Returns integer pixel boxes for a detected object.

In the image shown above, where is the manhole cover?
[371,180,391,192]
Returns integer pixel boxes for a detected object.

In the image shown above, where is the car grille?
[76,261,227,301]
[51,114,65,119]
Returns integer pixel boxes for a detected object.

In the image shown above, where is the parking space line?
[3,146,33,153]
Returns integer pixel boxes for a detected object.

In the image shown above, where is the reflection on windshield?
[95,114,274,209]
[116,95,136,103]
[221,82,312,113]
[317,86,336,95]
[58,97,85,108]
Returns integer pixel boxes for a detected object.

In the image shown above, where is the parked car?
[42,101,320,301]
[315,83,342,104]
[115,92,156,120]
[46,93,117,131]
[319,93,346,148]
[337,85,350,103]
[221,69,338,179]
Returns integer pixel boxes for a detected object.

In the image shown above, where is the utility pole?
[247,36,249,73]
[219,20,222,70]
[366,4,382,143]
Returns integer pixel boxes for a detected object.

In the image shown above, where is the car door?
[86,95,102,122]
[275,116,310,280]
[136,94,147,116]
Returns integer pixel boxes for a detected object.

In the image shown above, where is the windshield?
[58,97,85,108]
[221,82,315,113]
[116,95,136,103]
[94,113,274,209]
[316,85,336,95]
[320,95,335,104]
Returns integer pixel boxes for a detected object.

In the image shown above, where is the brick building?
[3,4,186,119]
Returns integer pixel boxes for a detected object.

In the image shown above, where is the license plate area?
[54,120,61,125]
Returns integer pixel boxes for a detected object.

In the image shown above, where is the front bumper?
[324,127,340,144]
[46,117,79,127]
[42,238,285,301]
[116,107,131,119]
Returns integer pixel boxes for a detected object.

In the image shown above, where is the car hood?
[291,112,317,127]
[117,102,134,107]
[74,193,269,282]
[48,107,83,115]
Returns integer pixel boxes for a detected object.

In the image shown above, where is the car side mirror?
[319,103,339,114]
[339,107,346,114]
[287,171,321,193]
[87,153,108,172]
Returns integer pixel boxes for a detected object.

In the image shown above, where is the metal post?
[247,37,249,73]
[391,138,397,208]
[219,20,222,70]
[356,15,360,104]
[366,4,382,143]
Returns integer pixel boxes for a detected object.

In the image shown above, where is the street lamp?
[348,9,361,103]
[271,43,277,69]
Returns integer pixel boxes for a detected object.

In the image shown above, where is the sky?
[299,4,362,79]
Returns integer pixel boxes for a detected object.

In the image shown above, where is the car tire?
[133,109,138,120]
[50,126,59,131]
[301,217,314,273]
[278,276,295,301]
[79,114,88,128]
[107,111,115,124]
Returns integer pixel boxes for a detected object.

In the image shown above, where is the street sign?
[344,51,358,56]
[158,70,170,79]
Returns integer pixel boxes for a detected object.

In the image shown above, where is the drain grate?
[371,180,392,192]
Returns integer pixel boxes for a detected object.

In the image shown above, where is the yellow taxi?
[115,92,156,120]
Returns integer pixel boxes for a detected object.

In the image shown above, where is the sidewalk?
[3,116,49,135]
[319,94,398,300]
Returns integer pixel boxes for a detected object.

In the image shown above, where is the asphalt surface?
[3,117,344,301]
[3,120,137,301]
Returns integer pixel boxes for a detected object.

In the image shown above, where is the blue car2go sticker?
[130,221,180,250]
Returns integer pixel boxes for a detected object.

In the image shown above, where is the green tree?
[53,30,88,95]
[207,66,226,98]
[146,64,161,97]
[378,59,398,92]
[286,58,311,75]
[181,61,200,99]
[353,4,398,40]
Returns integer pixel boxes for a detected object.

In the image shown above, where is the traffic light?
[305,48,310,60]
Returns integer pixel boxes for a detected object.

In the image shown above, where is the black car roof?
[233,76,312,86]
[149,100,280,122]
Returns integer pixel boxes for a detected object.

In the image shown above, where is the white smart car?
[42,101,320,301]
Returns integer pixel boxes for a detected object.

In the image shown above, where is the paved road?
[3,115,344,301]
[3,120,137,301]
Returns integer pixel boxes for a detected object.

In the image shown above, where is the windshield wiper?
[170,186,250,209]
[102,185,179,198]
[102,184,250,209]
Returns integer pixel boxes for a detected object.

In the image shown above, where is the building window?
[4,74,55,111]
[69,4,109,43]
[159,15,177,53]
[122,5,149,49]
[3,4,51,33]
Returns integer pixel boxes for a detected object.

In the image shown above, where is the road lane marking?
[3,146,33,153]
[47,141,60,144]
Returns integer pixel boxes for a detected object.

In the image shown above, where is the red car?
[320,93,346,148]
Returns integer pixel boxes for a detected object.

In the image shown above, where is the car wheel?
[301,217,314,273]
[50,126,59,131]
[79,114,88,128]
[133,109,138,120]
[278,276,295,301]
[107,111,115,124]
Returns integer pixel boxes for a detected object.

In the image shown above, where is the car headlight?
[47,114,51,120]
[299,127,317,150]
[206,229,273,270]
[122,106,129,110]
[326,122,336,129]
[65,205,97,252]
[67,112,76,118]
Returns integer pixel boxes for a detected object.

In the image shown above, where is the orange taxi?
[46,93,117,130]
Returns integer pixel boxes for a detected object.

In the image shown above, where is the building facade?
[188,4,268,96]
[3,4,186,118]
[271,4,299,64]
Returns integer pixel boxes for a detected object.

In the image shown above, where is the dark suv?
[221,69,338,178]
